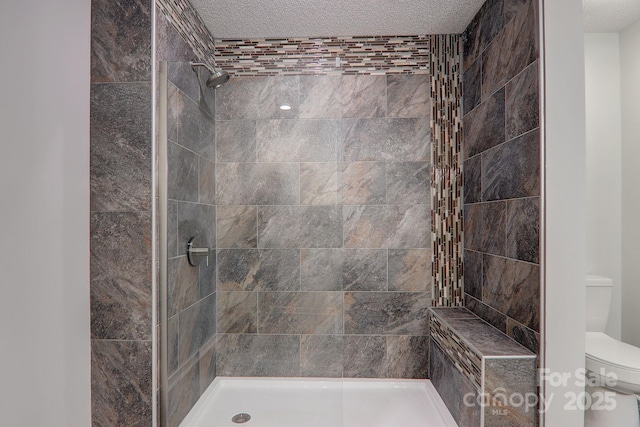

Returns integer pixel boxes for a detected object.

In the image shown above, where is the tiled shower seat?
[429,307,537,427]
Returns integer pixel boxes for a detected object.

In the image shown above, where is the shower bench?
[428,307,538,427]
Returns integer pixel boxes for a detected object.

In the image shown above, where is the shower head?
[190,61,230,89]
[206,69,230,89]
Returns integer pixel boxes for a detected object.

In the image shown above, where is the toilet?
[585,275,640,427]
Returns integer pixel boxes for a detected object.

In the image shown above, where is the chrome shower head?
[206,69,230,89]
[190,61,230,89]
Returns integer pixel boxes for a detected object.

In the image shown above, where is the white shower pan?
[179,377,458,427]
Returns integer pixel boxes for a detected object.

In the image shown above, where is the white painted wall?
[542,0,587,425]
[0,1,91,426]
[620,18,640,347]
[583,33,622,339]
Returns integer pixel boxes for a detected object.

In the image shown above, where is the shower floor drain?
[231,413,251,424]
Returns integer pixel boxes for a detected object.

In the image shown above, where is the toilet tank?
[586,275,613,332]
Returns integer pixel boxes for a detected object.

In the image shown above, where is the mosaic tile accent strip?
[213,37,430,76]
[156,0,429,77]
[430,313,482,391]
[155,0,218,69]
[429,35,463,307]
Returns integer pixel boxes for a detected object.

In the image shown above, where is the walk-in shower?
[157,54,450,426]
[152,0,528,424]
[87,0,556,424]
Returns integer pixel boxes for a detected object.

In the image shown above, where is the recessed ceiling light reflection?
[279,104,292,110]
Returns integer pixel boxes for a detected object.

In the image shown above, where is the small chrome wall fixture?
[186,237,211,267]
[190,61,230,89]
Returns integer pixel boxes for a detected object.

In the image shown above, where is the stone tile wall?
[462,0,541,354]
[156,10,219,427]
[214,73,433,379]
[90,0,154,425]
[91,0,470,423]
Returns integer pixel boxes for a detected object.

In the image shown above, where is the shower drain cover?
[231,413,251,424]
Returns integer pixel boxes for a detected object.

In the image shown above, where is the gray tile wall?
[157,10,218,427]
[462,0,541,354]
[93,1,437,426]
[214,74,433,379]
[90,0,154,425]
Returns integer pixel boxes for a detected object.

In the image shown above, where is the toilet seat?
[585,332,640,393]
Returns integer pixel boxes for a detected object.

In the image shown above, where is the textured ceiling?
[189,0,486,38]
[583,0,640,32]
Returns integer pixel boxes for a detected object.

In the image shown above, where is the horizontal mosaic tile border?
[430,313,482,390]
[213,36,430,76]
[430,34,463,307]
[156,0,218,69]
[155,0,430,76]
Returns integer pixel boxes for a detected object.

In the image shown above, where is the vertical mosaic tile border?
[214,37,430,76]
[155,0,218,69]
[429,35,463,307]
